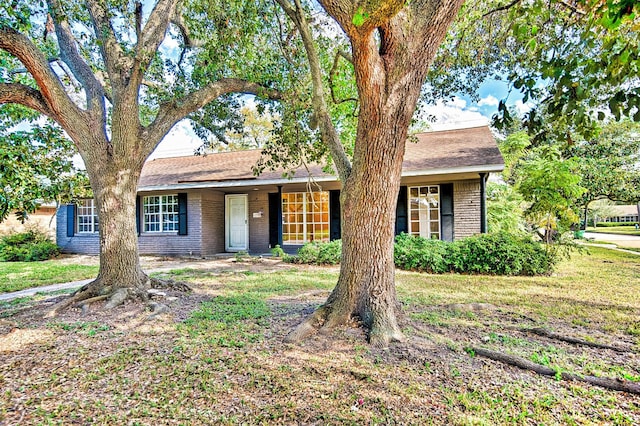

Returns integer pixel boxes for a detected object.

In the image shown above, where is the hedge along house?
[56,126,504,256]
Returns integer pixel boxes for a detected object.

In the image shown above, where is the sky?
[149,79,528,160]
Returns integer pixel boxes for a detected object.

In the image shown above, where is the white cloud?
[513,99,533,116]
[150,121,204,159]
[478,95,500,107]
[418,98,489,131]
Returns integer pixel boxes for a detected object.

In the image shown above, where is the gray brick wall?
[138,192,203,256]
[248,191,270,254]
[56,206,100,255]
[201,190,225,255]
[453,179,481,239]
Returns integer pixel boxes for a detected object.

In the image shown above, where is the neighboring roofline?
[138,163,504,192]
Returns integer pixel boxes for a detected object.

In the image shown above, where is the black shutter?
[135,196,141,235]
[66,204,75,237]
[268,192,280,247]
[329,190,341,240]
[178,193,188,235]
[395,186,408,235]
[440,183,454,242]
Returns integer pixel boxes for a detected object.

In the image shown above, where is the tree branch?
[85,0,133,93]
[145,79,282,154]
[0,83,53,117]
[0,27,81,125]
[482,0,522,18]
[47,0,106,117]
[329,50,358,105]
[275,0,352,182]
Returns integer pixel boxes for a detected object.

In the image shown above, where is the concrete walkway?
[583,231,640,249]
[0,256,284,302]
[0,279,93,301]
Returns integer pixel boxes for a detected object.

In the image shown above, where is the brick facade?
[57,178,485,255]
[453,179,481,239]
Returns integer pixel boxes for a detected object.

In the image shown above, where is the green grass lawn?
[1,247,639,425]
[0,260,98,293]
[588,225,640,236]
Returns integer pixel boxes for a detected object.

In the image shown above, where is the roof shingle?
[139,126,503,188]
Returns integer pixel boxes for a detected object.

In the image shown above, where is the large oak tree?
[274,0,465,346]
[0,0,278,310]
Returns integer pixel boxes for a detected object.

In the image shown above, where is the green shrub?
[289,240,342,265]
[451,233,554,276]
[288,233,555,276]
[0,229,59,262]
[595,222,638,227]
[394,233,452,273]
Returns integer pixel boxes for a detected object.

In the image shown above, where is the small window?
[77,199,99,234]
[408,185,440,239]
[143,195,178,232]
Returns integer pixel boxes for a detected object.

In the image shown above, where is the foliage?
[486,182,526,235]
[516,145,585,241]
[270,244,286,258]
[0,229,59,262]
[595,222,639,227]
[290,234,557,276]
[393,233,452,274]
[451,233,556,276]
[0,120,90,223]
[568,120,640,208]
[288,240,342,265]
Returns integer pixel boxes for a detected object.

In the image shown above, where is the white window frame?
[408,185,441,240]
[76,199,99,234]
[282,192,330,245]
[143,195,179,233]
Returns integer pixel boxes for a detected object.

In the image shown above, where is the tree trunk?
[91,162,148,302]
[50,135,151,312]
[285,122,407,347]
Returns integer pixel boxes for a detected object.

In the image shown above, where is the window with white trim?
[143,195,178,232]
[409,185,440,240]
[77,199,99,233]
[282,192,330,244]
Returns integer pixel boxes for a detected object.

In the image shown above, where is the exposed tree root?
[44,276,191,318]
[284,306,329,343]
[146,301,169,321]
[469,347,640,395]
[285,305,404,347]
[150,277,192,292]
[524,327,632,353]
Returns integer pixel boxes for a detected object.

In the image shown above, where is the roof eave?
[138,163,504,192]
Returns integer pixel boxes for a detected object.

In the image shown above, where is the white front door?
[225,194,248,251]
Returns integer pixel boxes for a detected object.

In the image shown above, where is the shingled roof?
[139,126,503,190]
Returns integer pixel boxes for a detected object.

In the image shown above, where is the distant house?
[599,205,639,224]
[56,126,504,256]
[1,204,57,238]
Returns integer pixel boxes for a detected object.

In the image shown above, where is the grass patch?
[588,226,640,236]
[1,248,639,425]
[0,261,98,293]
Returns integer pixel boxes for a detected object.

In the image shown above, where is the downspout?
[277,185,283,247]
[480,173,487,234]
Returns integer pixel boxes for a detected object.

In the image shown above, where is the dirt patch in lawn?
[1,256,638,424]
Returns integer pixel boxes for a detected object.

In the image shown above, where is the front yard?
[1,247,638,424]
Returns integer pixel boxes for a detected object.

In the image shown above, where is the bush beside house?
[289,233,556,276]
[0,229,60,261]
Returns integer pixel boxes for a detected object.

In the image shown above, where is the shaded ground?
[0,249,639,424]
